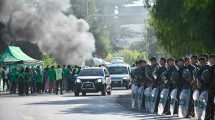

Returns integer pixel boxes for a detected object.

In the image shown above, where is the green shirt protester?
[48,67,56,81]
[63,67,70,78]
[56,67,63,81]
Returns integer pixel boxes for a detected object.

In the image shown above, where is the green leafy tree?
[107,49,148,65]
[42,55,57,67]
[148,0,215,57]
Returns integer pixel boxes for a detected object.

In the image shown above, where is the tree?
[148,0,215,57]
[106,49,148,65]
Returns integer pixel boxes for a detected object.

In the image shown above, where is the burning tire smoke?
[0,0,95,65]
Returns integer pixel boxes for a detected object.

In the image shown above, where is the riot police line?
[131,55,215,120]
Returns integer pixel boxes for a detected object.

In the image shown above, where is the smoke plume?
[0,0,95,65]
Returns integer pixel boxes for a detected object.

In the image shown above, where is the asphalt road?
[0,89,190,120]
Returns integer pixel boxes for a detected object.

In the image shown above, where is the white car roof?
[107,63,130,67]
[82,67,105,70]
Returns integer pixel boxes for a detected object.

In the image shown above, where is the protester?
[55,65,63,95]
[43,66,49,93]
[10,67,18,94]
[24,67,31,95]
[63,65,70,91]
[48,66,56,93]
[36,66,43,93]
[30,67,37,94]
[18,67,25,96]
[2,66,9,91]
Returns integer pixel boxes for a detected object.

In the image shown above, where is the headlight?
[97,79,102,83]
[76,79,81,83]
[123,77,129,80]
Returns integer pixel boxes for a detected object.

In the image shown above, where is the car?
[74,67,112,96]
[107,63,131,89]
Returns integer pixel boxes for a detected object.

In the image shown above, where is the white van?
[107,63,131,89]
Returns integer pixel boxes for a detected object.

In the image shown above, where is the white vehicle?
[107,63,131,89]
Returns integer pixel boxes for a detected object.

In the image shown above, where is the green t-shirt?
[63,68,70,78]
[48,68,56,81]
[36,69,43,83]
[55,68,63,81]
[10,69,18,82]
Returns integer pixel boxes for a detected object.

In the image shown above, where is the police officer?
[183,57,196,117]
[191,55,199,68]
[157,58,167,89]
[183,57,196,90]
[196,57,211,91]
[132,59,147,87]
[145,57,159,88]
[208,54,215,119]
[176,58,185,91]
[166,58,180,90]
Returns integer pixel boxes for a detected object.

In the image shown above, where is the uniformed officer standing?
[156,58,167,89]
[196,57,211,91]
[183,57,196,117]
[166,58,180,90]
[208,55,215,119]
[176,58,185,91]
[145,57,159,88]
[132,60,147,87]
[191,55,199,68]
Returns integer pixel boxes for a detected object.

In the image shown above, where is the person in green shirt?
[36,66,43,93]
[24,67,31,95]
[48,66,56,93]
[10,67,18,94]
[63,65,70,91]
[18,67,25,96]
[55,65,63,95]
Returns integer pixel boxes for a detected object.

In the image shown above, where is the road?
[0,90,190,120]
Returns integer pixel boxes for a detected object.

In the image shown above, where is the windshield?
[108,66,128,75]
[79,69,104,76]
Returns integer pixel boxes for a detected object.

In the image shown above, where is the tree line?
[147,0,215,57]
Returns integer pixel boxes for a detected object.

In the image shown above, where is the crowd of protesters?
[131,54,215,119]
[0,65,81,96]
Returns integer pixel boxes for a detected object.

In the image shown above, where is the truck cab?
[107,63,131,89]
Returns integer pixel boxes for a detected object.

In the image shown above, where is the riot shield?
[178,89,191,118]
[170,88,178,116]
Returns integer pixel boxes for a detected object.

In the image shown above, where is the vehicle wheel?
[82,92,86,96]
[107,91,111,95]
[126,85,130,90]
[74,92,79,96]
